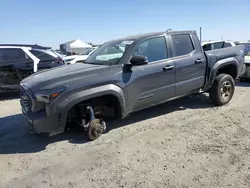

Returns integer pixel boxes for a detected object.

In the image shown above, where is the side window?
[203,44,212,51]
[0,48,27,62]
[172,34,194,57]
[133,37,168,62]
[212,42,224,50]
[223,42,232,48]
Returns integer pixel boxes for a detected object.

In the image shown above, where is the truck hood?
[21,63,110,92]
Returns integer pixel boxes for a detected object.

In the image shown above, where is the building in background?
[59,39,92,55]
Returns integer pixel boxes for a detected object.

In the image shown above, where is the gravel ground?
[0,82,250,188]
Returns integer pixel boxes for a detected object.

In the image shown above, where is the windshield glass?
[86,40,134,65]
[80,48,96,55]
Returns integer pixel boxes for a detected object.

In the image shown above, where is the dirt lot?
[0,82,250,188]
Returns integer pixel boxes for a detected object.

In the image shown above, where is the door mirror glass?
[130,55,148,66]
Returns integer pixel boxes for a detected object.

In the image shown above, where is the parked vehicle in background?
[202,40,236,51]
[63,47,97,64]
[0,46,64,92]
[20,30,246,140]
[202,40,250,80]
[51,50,66,58]
[236,42,250,79]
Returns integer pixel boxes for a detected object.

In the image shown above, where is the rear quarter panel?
[204,45,245,88]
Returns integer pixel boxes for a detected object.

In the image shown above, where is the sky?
[0,0,249,49]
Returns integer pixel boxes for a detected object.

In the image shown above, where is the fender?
[55,84,126,130]
[208,57,238,86]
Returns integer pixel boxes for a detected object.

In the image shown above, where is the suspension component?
[86,106,106,141]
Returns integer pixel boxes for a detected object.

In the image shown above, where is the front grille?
[21,98,32,111]
[20,86,32,112]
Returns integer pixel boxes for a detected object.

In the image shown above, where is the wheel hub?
[220,80,232,100]
[88,119,106,140]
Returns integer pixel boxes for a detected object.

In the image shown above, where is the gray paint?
[20,30,246,135]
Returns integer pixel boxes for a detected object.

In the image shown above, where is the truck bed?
[205,45,245,65]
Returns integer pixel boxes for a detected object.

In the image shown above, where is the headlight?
[35,87,66,103]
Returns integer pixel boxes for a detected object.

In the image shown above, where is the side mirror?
[130,55,148,66]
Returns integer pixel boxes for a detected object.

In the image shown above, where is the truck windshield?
[85,40,134,65]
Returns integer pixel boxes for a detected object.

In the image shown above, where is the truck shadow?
[0,91,20,100]
[0,114,87,154]
[236,81,250,87]
[105,94,214,132]
[0,94,214,154]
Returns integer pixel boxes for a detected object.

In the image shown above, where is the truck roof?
[0,44,51,50]
[0,46,32,50]
[111,30,197,41]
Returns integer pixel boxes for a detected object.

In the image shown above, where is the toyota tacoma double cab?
[20,30,246,140]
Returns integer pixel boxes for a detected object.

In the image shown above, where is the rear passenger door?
[171,34,206,96]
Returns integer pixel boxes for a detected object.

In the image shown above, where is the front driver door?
[124,36,175,112]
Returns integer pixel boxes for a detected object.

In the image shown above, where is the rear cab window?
[171,34,194,57]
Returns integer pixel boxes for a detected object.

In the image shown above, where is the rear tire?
[209,74,235,106]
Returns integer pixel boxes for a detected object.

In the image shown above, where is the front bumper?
[20,87,62,136]
[20,101,60,136]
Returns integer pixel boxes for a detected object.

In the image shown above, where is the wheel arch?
[209,57,238,86]
[57,84,126,131]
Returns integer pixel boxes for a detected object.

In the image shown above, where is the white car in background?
[51,50,66,58]
[63,47,97,64]
[202,40,236,51]
[202,40,250,79]
[236,42,250,79]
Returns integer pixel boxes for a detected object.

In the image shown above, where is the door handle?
[195,59,204,64]
[163,65,174,71]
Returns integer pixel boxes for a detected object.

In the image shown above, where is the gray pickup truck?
[20,30,246,140]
